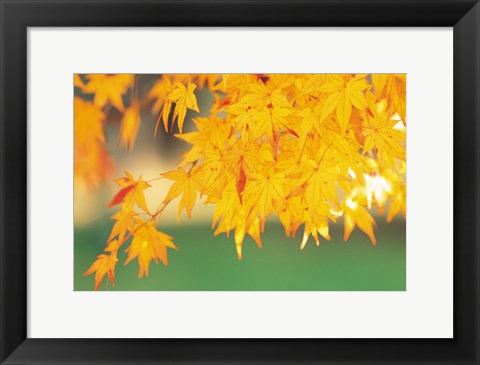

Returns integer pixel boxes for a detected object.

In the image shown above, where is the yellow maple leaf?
[389,75,407,123]
[253,106,296,143]
[148,75,173,113]
[387,182,406,222]
[107,207,136,243]
[240,82,291,110]
[119,102,141,149]
[74,139,113,189]
[298,106,323,145]
[232,207,262,260]
[124,218,178,278]
[372,74,406,123]
[342,196,376,245]
[301,214,331,249]
[212,180,242,232]
[244,168,285,223]
[74,97,113,188]
[292,157,341,217]
[268,74,295,90]
[167,82,199,134]
[108,171,151,213]
[326,129,365,182]
[197,145,230,195]
[362,99,406,169]
[83,253,118,291]
[74,97,106,148]
[319,75,370,133]
[161,164,203,220]
[213,190,262,260]
[83,74,133,111]
[196,74,221,89]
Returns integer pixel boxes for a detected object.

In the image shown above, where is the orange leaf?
[119,103,141,149]
[83,254,118,291]
[108,171,151,213]
[108,185,135,208]
[124,218,178,278]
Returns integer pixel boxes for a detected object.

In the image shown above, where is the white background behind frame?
[27,28,453,338]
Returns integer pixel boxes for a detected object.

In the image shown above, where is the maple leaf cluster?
[75,74,406,290]
[74,74,134,188]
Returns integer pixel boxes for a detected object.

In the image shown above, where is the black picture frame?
[1,0,479,364]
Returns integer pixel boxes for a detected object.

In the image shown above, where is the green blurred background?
[75,218,405,291]
[74,74,406,291]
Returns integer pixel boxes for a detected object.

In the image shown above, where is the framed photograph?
[1,0,479,364]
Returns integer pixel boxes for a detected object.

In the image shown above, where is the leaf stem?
[107,198,171,258]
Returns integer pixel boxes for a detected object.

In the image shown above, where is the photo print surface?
[74,74,406,291]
